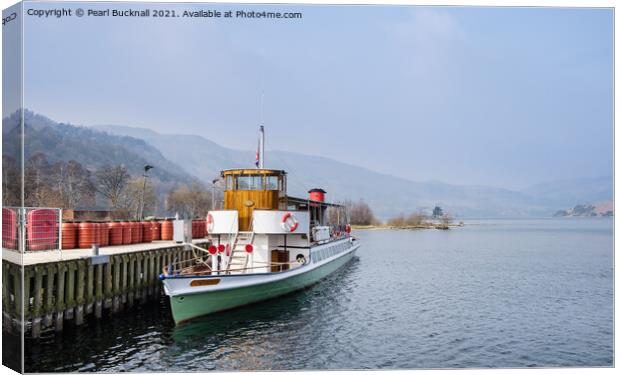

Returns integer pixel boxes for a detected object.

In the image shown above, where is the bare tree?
[406,211,427,226]
[24,153,55,207]
[51,160,95,209]
[120,176,157,219]
[387,211,428,227]
[95,164,130,209]
[166,182,211,218]
[344,199,375,225]
[2,155,20,206]
[387,214,406,227]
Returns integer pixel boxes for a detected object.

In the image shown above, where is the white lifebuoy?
[281,212,299,232]
[206,213,214,233]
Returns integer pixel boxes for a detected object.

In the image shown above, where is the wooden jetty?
[2,240,209,338]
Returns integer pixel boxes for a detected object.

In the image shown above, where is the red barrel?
[191,220,198,238]
[193,220,199,238]
[195,219,205,238]
[132,221,142,243]
[61,222,77,250]
[94,223,101,245]
[121,222,132,245]
[95,223,102,245]
[108,222,123,246]
[27,209,59,251]
[308,188,326,203]
[161,220,173,241]
[131,222,140,243]
[151,221,161,241]
[99,222,109,247]
[2,208,17,250]
[78,222,97,249]
[142,222,152,243]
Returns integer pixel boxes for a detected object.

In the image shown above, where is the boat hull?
[167,245,357,324]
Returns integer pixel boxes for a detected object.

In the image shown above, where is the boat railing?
[163,253,212,277]
[253,259,305,272]
[159,242,216,276]
[220,259,304,275]
[163,256,305,277]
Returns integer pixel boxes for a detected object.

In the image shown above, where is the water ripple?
[22,219,613,371]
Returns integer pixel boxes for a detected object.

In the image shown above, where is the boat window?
[236,175,264,190]
[236,175,250,190]
[266,176,278,190]
[225,176,233,190]
[250,175,263,190]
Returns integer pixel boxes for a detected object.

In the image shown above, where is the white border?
[0,1,616,375]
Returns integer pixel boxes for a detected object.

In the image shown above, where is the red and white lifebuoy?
[206,213,214,233]
[345,224,351,234]
[281,212,299,232]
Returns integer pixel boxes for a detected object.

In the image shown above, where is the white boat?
[160,127,360,324]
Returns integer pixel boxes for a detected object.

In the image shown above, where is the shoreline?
[351,222,464,230]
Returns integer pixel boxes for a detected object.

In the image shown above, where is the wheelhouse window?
[265,176,279,190]
[225,175,233,190]
[236,175,264,190]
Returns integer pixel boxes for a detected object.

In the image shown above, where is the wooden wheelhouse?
[221,169,287,231]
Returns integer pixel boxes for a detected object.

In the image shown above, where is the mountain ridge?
[94,124,612,219]
[2,111,200,213]
[3,111,610,219]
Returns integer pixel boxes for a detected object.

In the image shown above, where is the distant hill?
[18,111,197,182]
[95,124,576,219]
[2,111,199,212]
[4,112,609,219]
[521,177,613,209]
[553,201,614,217]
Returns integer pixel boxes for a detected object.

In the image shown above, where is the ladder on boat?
[225,231,254,274]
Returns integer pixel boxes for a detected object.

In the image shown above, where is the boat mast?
[259,125,265,169]
[259,92,265,169]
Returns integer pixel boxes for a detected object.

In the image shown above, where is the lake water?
[23,219,613,371]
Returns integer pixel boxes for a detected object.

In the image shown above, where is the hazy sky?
[22,3,613,189]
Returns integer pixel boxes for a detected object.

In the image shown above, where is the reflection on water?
[24,219,613,371]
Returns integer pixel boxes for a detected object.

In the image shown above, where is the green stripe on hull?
[170,251,355,323]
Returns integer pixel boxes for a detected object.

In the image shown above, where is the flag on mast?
[255,125,265,168]
[255,140,260,168]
